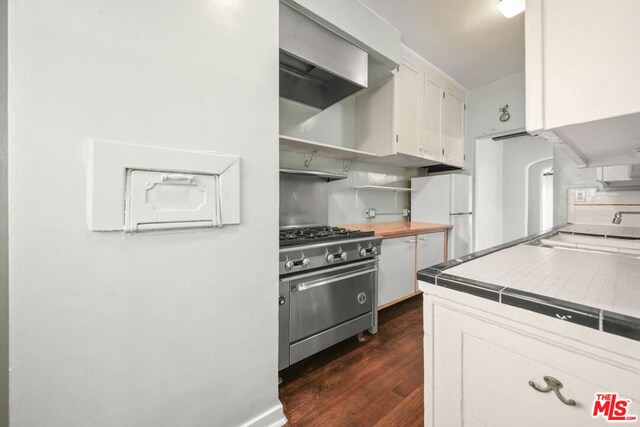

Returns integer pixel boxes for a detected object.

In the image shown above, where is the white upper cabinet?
[421,69,466,168]
[443,87,466,167]
[526,0,640,167]
[422,74,444,160]
[355,45,466,168]
[354,71,395,156]
[395,55,421,157]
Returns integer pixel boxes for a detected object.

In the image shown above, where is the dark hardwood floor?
[279,295,424,426]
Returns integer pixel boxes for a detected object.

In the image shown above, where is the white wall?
[553,147,600,225]
[474,136,552,250]
[474,139,503,251]
[567,188,640,227]
[527,158,554,233]
[465,72,526,175]
[502,137,553,242]
[554,149,640,227]
[280,151,420,225]
[0,0,7,423]
[468,72,608,231]
[8,2,280,427]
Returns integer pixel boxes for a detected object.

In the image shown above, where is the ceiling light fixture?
[498,0,525,18]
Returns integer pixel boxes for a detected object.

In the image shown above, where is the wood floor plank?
[374,386,424,427]
[279,295,424,426]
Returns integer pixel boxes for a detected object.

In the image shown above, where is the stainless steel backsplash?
[280,173,329,227]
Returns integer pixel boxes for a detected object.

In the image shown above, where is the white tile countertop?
[443,244,640,319]
[560,223,640,239]
[418,225,640,341]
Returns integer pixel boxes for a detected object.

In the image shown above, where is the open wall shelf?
[354,185,411,192]
[279,135,378,161]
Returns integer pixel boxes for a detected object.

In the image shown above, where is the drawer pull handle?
[528,376,576,406]
[406,239,417,243]
[293,267,377,292]
[419,237,430,241]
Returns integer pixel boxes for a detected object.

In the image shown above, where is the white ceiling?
[360,0,525,90]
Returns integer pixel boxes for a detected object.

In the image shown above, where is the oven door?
[285,259,378,343]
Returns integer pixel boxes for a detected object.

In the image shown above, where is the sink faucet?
[612,211,640,224]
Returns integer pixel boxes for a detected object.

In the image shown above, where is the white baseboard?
[239,402,287,427]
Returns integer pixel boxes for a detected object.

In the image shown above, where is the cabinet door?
[378,236,416,307]
[527,0,640,133]
[394,57,421,156]
[422,74,444,161]
[355,77,395,156]
[443,88,465,167]
[429,303,640,427]
[416,232,444,271]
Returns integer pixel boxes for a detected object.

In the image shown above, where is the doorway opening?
[474,135,553,251]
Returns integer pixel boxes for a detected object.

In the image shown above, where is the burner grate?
[279,226,374,247]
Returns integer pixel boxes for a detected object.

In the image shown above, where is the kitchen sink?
[537,232,640,257]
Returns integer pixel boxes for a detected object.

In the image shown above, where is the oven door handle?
[292,267,377,292]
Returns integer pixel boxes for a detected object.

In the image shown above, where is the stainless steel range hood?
[279,3,368,110]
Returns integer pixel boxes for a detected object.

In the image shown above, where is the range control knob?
[326,254,335,263]
[340,252,348,261]
[372,247,377,255]
[279,295,286,306]
[284,260,294,270]
[302,258,311,268]
[360,248,367,257]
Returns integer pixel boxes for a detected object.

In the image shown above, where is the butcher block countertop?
[342,221,452,239]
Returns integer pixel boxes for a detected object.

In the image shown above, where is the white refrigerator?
[411,174,473,260]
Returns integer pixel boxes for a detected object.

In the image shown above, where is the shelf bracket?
[343,158,356,173]
[304,150,318,169]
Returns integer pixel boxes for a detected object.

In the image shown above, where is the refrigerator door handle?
[450,212,473,216]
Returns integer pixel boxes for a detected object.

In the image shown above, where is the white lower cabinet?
[416,232,444,271]
[425,292,640,427]
[378,236,416,307]
[378,231,446,308]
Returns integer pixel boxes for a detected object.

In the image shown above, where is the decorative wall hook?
[499,104,510,122]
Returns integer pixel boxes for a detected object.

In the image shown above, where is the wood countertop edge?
[376,227,452,239]
[340,222,452,239]
[373,228,450,238]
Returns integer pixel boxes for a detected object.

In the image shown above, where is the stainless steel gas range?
[278,225,382,370]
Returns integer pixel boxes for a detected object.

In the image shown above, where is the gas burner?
[279,226,374,247]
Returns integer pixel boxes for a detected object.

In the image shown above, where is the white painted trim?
[86,140,240,231]
[238,403,287,427]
